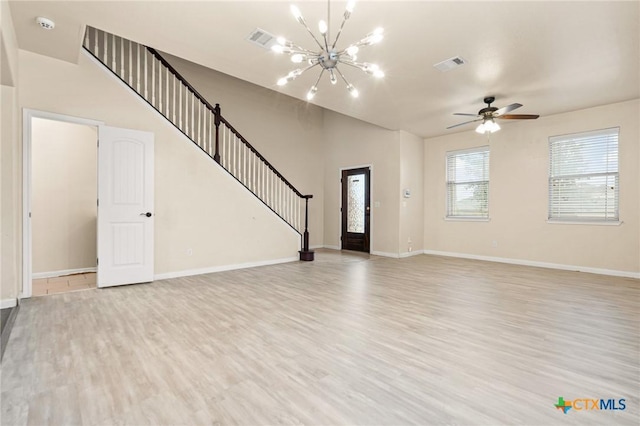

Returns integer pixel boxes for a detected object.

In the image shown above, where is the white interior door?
[98,125,154,288]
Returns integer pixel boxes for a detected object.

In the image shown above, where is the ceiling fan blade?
[453,113,480,117]
[446,118,483,129]
[498,114,540,120]
[494,103,522,116]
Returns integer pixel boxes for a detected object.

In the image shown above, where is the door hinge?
[96,258,99,265]
[97,199,99,207]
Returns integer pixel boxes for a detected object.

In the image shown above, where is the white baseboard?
[422,250,640,279]
[154,256,299,280]
[371,251,400,258]
[32,267,97,280]
[1,299,18,309]
[309,245,325,250]
[399,250,424,258]
[322,245,341,250]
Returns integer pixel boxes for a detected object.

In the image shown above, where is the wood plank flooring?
[1,249,638,425]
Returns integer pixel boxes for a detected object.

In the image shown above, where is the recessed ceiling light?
[35,17,55,30]
[434,56,467,72]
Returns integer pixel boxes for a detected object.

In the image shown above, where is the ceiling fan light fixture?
[476,119,500,134]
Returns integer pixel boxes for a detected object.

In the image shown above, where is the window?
[446,146,490,219]
[549,128,619,222]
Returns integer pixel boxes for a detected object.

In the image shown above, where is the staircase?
[83,26,314,261]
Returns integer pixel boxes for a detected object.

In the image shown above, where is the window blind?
[446,146,490,218]
[549,127,619,221]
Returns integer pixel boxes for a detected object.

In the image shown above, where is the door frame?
[21,109,103,299]
[338,164,373,252]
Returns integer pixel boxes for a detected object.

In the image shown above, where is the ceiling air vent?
[433,56,467,72]
[246,28,277,50]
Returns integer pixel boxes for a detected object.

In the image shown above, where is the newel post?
[299,195,314,261]
[213,103,221,163]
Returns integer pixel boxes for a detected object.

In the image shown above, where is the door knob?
[140,212,152,217]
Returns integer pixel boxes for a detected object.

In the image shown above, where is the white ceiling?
[9,1,640,138]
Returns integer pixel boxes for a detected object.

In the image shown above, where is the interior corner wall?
[1,0,18,87]
[159,53,325,248]
[1,1,21,306]
[424,99,640,275]
[322,110,400,255]
[399,130,424,256]
[31,118,97,274]
[18,49,300,278]
[1,84,21,305]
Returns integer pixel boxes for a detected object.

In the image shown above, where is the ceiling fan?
[447,96,540,134]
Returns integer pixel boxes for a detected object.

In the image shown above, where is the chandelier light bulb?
[271,45,285,54]
[346,46,359,57]
[290,5,304,23]
[306,85,318,100]
[319,20,328,35]
[277,77,288,86]
[373,69,385,78]
[291,54,304,63]
[346,1,356,13]
[330,71,338,85]
[277,36,287,46]
[347,84,359,98]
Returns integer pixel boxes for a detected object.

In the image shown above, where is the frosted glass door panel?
[347,174,365,233]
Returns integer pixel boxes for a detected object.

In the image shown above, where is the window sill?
[547,220,622,226]
[444,217,490,222]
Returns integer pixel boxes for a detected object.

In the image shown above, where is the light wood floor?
[1,250,638,425]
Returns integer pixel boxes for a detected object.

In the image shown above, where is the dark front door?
[341,167,371,253]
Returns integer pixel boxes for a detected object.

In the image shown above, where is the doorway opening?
[30,117,98,296]
[341,167,371,253]
[22,110,103,298]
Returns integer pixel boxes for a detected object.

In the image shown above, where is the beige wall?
[1,0,18,86]
[162,53,325,247]
[399,130,424,255]
[1,1,21,305]
[424,99,640,275]
[18,49,300,277]
[31,118,97,274]
[323,110,401,255]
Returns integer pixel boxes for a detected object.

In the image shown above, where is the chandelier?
[272,1,384,100]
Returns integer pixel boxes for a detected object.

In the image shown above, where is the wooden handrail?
[146,47,219,116]
[147,47,308,200]
[219,117,307,198]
